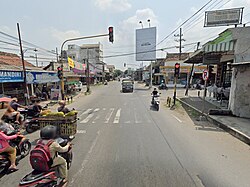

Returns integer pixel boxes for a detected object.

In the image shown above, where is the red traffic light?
[108,26,114,43]
[109,27,113,33]
[175,63,180,69]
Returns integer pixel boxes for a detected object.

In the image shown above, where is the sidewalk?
[177,89,250,145]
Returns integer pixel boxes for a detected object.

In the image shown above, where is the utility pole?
[102,62,105,84]
[56,47,59,62]
[185,42,200,96]
[86,49,90,92]
[172,28,185,107]
[35,53,38,67]
[17,23,29,105]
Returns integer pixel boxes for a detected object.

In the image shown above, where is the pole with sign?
[202,69,209,115]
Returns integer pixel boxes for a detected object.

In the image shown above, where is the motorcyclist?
[30,99,43,117]
[0,121,18,171]
[57,100,70,114]
[2,104,23,126]
[151,88,159,104]
[40,126,70,184]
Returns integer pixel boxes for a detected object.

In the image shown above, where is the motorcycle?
[158,83,168,90]
[19,137,73,187]
[0,130,31,173]
[1,115,21,131]
[21,105,49,134]
[151,94,160,111]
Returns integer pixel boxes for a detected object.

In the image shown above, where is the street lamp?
[139,21,143,28]
[23,48,38,67]
[147,19,151,27]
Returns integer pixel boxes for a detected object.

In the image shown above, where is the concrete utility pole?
[17,23,29,105]
[172,28,185,107]
[86,49,90,92]
[185,42,200,96]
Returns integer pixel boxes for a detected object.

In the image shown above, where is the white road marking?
[92,115,100,124]
[80,113,94,123]
[77,130,86,134]
[103,108,106,111]
[94,108,100,112]
[69,131,100,186]
[105,108,115,123]
[171,114,183,123]
[80,109,92,117]
[124,121,131,124]
[113,108,121,124]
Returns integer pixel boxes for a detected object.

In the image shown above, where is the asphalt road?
[1,82,250,187]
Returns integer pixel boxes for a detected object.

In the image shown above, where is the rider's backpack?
[30,139,54,172]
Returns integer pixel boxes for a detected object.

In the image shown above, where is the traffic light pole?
[60,33,109,99]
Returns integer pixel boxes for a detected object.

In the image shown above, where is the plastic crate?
[39,118,77,137]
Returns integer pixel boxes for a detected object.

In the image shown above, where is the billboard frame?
[204,7,244,27]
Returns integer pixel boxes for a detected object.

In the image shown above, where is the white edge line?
[171,114,183,123]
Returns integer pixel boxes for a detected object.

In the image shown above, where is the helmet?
[154,88,157,91]
[40,125,57,140]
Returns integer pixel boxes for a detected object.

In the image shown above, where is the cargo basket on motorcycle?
[38,114,77,138]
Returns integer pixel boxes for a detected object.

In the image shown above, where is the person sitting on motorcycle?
[151,88,159,103]
[31,99,43,117]
[40,126,70,184]
[9,98,26,112]
[57,100,70,114]
[2,104,23,126]
[0,121,18,171]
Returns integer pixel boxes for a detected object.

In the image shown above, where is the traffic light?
[57,66,63,79]
[174,63,180,77]
[108,26,114,43]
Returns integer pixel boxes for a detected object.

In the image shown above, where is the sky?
[0,0,250,70]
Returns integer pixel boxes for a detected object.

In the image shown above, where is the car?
[122,81,133,93]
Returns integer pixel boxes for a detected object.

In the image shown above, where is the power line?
[101,42,197,59]
[0,30,57,56]
[157,0,214,47]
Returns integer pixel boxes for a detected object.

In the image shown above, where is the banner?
[26,72,60,84]
[0,70,23,83]
[68,57,75,68]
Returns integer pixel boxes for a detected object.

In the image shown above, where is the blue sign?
[26,72,60,84]
[0,71,23,83]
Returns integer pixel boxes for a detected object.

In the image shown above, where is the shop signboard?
[0,70,23,83]
[26,72,60,84]
[204,8,243,27]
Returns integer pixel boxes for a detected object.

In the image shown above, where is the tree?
[114,69,123,77]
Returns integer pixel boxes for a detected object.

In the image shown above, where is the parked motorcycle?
[19,137,73,187]
[0,130,31,173]
[151,94,160,111]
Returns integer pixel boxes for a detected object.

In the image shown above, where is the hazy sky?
[0,0,250,69]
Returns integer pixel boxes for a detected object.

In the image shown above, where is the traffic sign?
[202,70,209,81]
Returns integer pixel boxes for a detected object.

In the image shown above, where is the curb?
[177,97,250,145]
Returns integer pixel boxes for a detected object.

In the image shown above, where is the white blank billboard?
[136,27,156,61]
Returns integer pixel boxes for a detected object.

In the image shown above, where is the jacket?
[0,131,17,152]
